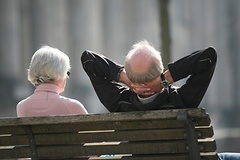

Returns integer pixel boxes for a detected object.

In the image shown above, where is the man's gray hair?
[124,40,164,83]
[28,45,71,86]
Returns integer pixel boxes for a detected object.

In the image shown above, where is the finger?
[131,84,141,88]
[132,88,154,96]
[133,88,150,93]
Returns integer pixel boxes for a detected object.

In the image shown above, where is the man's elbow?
[206,46,217,64]
[81,50,91,62]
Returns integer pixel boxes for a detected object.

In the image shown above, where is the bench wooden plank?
[33,141,215,158]
[36,141,188,157]
[0,126,26,134]
[0,127,213,146]
[0,140,216,159]
[0,118,210,136]
[0,134,29,146]
[0,146,31,159]
[29,118,209,132]
[0,124,214,147]
[0,118,210,135]
[33,128,209,144]
[0,109,210,126]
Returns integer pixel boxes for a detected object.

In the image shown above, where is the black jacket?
[81,47,217,112]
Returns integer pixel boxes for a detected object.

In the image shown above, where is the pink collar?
[34,83,61,94]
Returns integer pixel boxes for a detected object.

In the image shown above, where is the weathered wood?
[0,127,213,146]
[0,108,209,126]
[0,108,217,160]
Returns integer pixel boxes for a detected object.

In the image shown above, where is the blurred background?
[0,0,240,153]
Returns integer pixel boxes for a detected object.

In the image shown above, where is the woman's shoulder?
[16,96,32,108]
[59,96,81,105]
[59,96,88,114]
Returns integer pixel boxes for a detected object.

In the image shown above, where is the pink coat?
[16,84,88,117]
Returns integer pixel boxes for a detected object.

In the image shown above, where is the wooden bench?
[0,108,217,160]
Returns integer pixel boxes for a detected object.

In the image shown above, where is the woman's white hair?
[124,40,164,83]
[28,45,71,86]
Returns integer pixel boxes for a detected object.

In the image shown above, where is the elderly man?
[81,40,216,111]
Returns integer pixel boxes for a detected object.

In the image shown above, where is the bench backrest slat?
[0,118,210,134]
[0,127,213,147]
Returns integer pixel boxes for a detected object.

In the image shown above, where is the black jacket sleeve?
[168,46,217,107]
[81,50,123,81]
[81,50,131,111]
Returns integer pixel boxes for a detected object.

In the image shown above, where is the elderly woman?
[16,45,88,117]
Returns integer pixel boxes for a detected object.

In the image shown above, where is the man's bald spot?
[128,49,154,74]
